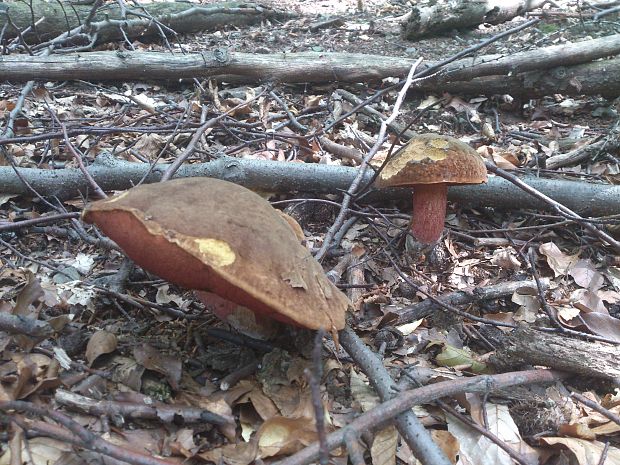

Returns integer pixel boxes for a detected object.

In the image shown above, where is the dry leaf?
[447,404,540,465]
[134,344,182,390]
[539,242,579,277]
[350,368,379,412]
[570,289,608,314]
[0,437,71,465]
[13,272,44,317]
[257,416,319,458]
[540,437,620,465]
[558,423,597,440]
[579,313,620,342]
[198,440,258,465]
[570,259,604,291]
[371,425,398,465]
[85,330,117,366]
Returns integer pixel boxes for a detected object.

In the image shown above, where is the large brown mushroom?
[375,133,487,244]
[82,178,349,336]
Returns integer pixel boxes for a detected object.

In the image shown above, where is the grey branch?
[2,153,620,217]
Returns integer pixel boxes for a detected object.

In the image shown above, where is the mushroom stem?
[410,184,447,244]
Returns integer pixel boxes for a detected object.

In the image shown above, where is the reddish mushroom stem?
[410,183,448,244]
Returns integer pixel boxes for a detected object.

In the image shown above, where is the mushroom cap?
[375,133,487,188]
[82,178,348,332]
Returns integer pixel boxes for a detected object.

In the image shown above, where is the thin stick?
[314,58,423,261]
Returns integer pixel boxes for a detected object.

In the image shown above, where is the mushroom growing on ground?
[375,133,487,244]
[82,178,349,338]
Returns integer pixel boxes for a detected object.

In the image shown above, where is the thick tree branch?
[0,1,289,46]
[2,154,620,217]
[0,34,618,96]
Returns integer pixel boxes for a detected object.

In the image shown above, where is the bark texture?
[402,0,547,40]
[490,326,620,381]
[2,154,620,216]
[0,1,289,45]
[0,34,618,97]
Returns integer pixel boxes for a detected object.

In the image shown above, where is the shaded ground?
[1,1,620,464]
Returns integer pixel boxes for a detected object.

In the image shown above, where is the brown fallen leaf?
[540,437,620,464]
[134,344,182,390]
[85,330,117,366]
[579,312,620,342]
[257,416,320,459]
[198,439,258,465]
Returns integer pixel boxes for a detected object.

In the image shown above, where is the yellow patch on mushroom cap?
[181,237,236,267]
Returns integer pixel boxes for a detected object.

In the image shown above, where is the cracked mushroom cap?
[82,178,348,332]
[375,133,487,188]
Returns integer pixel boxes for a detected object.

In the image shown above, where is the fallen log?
[402,0,546,40]
[2,153,620,216]
[439,56,620,98]
[489,325,620,381]
[1,35,619,97]
[0,1,289,46]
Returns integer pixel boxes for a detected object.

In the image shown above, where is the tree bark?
[439,56,620,98]
[402,0,547,40]
[489,325,620,381]
[2,153,620,216]
[0,1,289,45]
[0,34,618,97]
[394,279,548,324]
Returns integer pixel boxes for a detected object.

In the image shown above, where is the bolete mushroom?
[375,133,487,244]
[82,178,349,336]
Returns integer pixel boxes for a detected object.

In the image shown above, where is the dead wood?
[1,33,619,98]
[546,136,620,170]
[274,369,566,465]
[339,326,452,465]
[0,1,289,46]
[489,325,620,381]
[431,33,620,82]
[54,389,234,427]
[402,0,547,40]
[0,50,413,83]
[2,154,620,216]
[394,279,548,325]
[2,403,179,465]
[0,312,54,338]
[439,56,620,98]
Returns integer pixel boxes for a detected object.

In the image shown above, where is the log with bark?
[0,1,290,46]
[488,325,620,382]
[402,0,547,40]
[2,153,620,217]
[1,34,619,97]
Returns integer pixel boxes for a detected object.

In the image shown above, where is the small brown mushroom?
[82,178,349,335]
[375,133,487,244]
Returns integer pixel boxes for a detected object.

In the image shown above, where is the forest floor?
[1,1,620,465]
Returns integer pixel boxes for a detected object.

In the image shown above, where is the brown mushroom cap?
[82,178,348,332]
[375,133,487,188]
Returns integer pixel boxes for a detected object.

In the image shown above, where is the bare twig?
[54,389,234,427]
[0,313,54,338]
[2,401,179,465]
[485,162,620,252]
[274,369,566,465]
[314,58,423,261]
[160,89,267,181]
[304,329,329,465]
[570,391,620,426]
[220,361,260,391]
[395,278,547,324]
[0,212,80,232]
